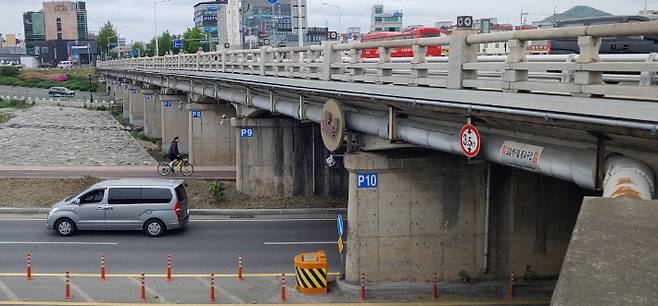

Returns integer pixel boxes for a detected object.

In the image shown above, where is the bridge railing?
[98,19,658,100]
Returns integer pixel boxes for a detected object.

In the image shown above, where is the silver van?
[46,179,190,237]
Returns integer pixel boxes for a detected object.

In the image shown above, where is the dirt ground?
[0,178,346,209]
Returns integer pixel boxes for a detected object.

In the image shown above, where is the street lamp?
[321,2,341,33]
[154,0,172,56]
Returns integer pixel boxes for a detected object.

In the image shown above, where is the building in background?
[3,34,19,46]
[43,1,88,41]
[34,40,97,66]
[370,4,403,32]
[23,11,45,55]
[195,1,225,50]
[22,1,95,66]
[241,0,307,47]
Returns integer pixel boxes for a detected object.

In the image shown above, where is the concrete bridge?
[97,20,658,289]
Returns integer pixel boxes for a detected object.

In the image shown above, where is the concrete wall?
[232,118,347,198]
[187,102,236,167]
[129,89,145,128]
[344,151,583,283]
[487,164,584,279]
[344,151,488,283]
[160,95,189,155]
[143,91,162,139]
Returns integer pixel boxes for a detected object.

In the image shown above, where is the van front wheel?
[55,218,76,237]
[143,219,166,237]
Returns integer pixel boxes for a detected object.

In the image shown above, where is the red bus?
[361,28,444,58]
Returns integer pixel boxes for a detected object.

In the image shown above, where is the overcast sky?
[0,0,655,43]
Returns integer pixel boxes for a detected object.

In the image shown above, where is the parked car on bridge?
[46,179,190,237]
[48,87,75,97]
[549,16,658,54]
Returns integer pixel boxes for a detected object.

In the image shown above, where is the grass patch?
[131,131,156,143]
[0,98,31,109]
[110,104,130,127]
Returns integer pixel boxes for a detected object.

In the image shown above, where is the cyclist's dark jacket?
[168,141,180,161]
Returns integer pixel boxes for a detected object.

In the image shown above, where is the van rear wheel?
[144,219,166,237]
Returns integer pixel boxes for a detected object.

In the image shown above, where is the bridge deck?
[122,69,658,123]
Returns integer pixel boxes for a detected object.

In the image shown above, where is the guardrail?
[98,20,658,99]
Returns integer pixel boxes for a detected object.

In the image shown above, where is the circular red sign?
[459,124,481,158]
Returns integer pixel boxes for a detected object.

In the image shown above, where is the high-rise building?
[370,4,403,32]
[242,0,307,47]
[194,1,225,49]
[23,1,94,66]
[23,11,45,55]
[43,1,87,41]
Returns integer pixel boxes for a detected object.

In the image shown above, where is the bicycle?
[157,154,195,177]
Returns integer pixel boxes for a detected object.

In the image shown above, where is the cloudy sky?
[0,0,655,43]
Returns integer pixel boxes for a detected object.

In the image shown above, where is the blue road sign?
[200,40,209,45]
[267,0,279,5]
[144,93,153,100]
[357,173,378,189]
[337,215,344,237]
[163,100,172,108]
[192,111,202,118]
[173,39,183,49]
[240,128,254,138]
[130,87,138,94]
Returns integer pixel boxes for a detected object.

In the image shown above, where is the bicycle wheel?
[180,162,195,177]
[157,162,171,176]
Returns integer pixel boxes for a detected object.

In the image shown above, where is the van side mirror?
[75,198,81,205]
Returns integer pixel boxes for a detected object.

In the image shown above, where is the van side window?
[80,189,105,204]
[141,188,173,203]
[108,188,141,204]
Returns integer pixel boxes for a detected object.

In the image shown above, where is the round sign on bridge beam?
[320,99,346,152]
[267,0,279,5]
[459,124,481,158]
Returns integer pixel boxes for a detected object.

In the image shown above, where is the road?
[0,214,341,274]
[0,85,110,102]
[0,215,551,305]
[0,166,236,180]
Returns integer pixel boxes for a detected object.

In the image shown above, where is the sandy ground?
[0,178,346,209]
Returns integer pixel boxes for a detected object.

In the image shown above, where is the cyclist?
[168,137,181,171]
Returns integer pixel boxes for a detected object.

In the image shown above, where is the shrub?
[0,112,11,123]
[0,66,19,77]
[209,180,226,204]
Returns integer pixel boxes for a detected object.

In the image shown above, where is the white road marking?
[0,218,335,222]
[264,241,337,245]
[58,276,94,302]
[191,218,335,222]
[195,277,246,304]
[128,277,171,304]
[0,278,19,301]
[0,242,117,245]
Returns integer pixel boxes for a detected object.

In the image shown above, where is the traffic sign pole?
[337,215,345,279]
